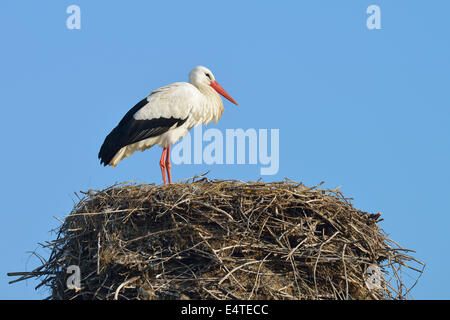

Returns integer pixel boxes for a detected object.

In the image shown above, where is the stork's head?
[189,66,238,105]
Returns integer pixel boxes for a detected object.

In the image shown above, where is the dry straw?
[9,177,424,300]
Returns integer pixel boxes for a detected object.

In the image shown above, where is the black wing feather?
[98,98,187,166]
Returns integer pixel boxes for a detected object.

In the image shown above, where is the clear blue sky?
[1,1,449,299]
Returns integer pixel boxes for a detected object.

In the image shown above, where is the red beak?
[210,80,238,105]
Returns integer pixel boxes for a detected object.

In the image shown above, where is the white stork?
[98,66,238,184]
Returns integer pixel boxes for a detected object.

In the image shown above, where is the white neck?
[193,82,224,124]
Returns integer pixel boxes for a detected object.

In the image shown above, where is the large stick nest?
[10,178,424,299]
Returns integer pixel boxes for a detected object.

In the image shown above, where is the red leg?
[165,145,172,184]
[159,148,167,185]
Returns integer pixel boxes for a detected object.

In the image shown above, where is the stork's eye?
[205,73,211,80]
